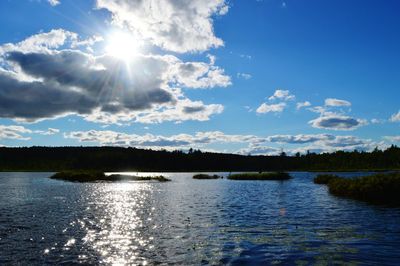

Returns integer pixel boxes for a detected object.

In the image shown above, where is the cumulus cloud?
[296,101,311,110]
[65,130,264,149]
[390,111,400,122]
[275,135,387,155]
[324,98,351,107]
[63,128,389,156]
[0,30,230,124]
[172,59,231,88]
[0,125,32,140]
[268,89,295,101]
[96,0,229,53]
[0,29,79,54]
[309,114,367,131]
[0,125,59,141]
[261,134,383,154]
[256,103,286,114]
[267,134,335,144]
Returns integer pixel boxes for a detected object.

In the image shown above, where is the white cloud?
[324,98,351,107]
[238,145,281,156]
[63,128,390,156]
[237,72,252,80]
[0,125,32,140]
[371,118,385,124]
[0,125,60,141]
[47,0,60,6]
[307,106,327,114]
[96,0,229,53]
[172,59,231,89]
[35,128,60,135]
[0,29,77,54]
[0,29,103,60]
[65,130,264,149]
[384,136,400,142]
[390,110,400,122]
[268,89,295,101]
[267,134,334,144]
[269,135,386,155]
[256,102,286,114]
[296,101,311,110]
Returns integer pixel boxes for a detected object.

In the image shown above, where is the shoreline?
[0,169,397,173]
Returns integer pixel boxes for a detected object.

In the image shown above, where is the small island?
[227,172,291,181]
[50,171,171,182]
[314,172,400,205]
[193,174,223,179]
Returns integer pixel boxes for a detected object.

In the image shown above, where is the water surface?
[1,172,400,265]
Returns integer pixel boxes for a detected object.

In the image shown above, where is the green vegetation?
[193,174,222,179]
[313,174,339,184]
[50,171,107,182]
[314,172,400,205]
[50,171,171,182]
[228,172,291,181]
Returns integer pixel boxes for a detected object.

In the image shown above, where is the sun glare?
[106,31,141,60]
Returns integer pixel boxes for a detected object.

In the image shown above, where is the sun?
[105,31,141,60]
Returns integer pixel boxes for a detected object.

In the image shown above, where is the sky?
[0,0,399,155]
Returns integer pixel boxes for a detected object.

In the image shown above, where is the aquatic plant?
[192,174,222,179]
[50,171,171,182]
[227,172,291,180]
[50,171,106,182]
[315,172,400,205]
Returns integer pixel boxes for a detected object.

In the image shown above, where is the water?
[1,172,400,265]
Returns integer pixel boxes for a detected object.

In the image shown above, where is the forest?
[0,145,399,172]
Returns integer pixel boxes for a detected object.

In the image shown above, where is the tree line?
[0,145,399,172]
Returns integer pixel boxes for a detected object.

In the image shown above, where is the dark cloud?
[309,115,367,130]
[1,50,174,121]
[0,72,95,120]
[183,105,206,114]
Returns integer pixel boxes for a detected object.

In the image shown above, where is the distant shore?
[1,146,399,172]
[0,169,397,173]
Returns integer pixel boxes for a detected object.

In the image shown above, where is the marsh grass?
[314,172,400,205]
[50,171,171,182]
[228,172,291,181]
[193,174,222,179]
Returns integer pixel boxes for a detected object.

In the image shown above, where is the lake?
[1,172,400,265]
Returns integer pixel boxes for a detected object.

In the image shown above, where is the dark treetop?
[0,145,399,172]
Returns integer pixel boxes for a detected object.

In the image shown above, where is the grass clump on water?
[227,172,291,181]
[314,172,400,205]
[193,174,222,179]
[50,171,171,182]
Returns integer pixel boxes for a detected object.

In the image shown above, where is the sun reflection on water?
[79,183,154,265]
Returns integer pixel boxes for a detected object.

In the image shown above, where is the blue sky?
[0,0,399,154]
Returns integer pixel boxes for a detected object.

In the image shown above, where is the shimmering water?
[1,172,400,265]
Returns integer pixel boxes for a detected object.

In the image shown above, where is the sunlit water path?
[1,172,400,265]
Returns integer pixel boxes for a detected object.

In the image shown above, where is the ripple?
[1,172,400,265]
